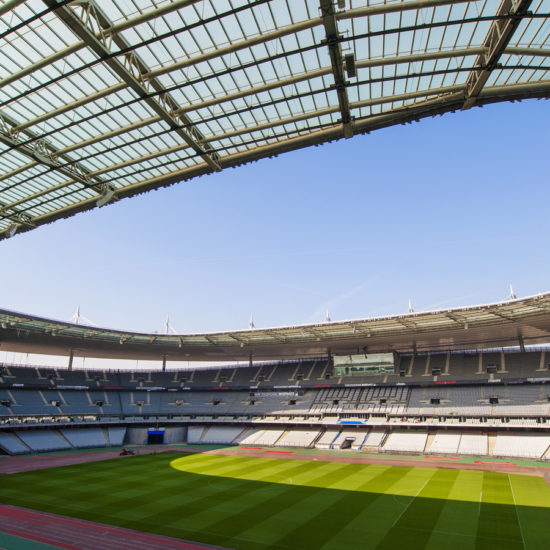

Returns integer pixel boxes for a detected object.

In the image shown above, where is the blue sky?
[1,98,548,353]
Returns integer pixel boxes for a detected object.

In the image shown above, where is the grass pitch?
[1,451,549,550]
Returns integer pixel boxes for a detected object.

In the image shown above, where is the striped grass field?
[1,452,550,550]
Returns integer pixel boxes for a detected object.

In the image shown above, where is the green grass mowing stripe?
[1,454,268,523]
[475,472,524,550]
[508,474,526,550]
[505,473,550,550]
[230,465,414,550]
[269,465,416,550]
[423,469,484,550]
[102,457,288,523]
[118,457,325,534]
[224,463,370,550]
[116,462,337,545]
[2,454,550,550]
[373,468,460,550]
[156,460,340,542]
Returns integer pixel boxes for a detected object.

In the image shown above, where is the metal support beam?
[2,76,548,240]
[396,318,417,329]
[320,0,353,138]
[67,350,74,371]
[491,311,516,322]
[0,43,83,89]
[0,109,110,221]
[0,0,27,18]
[228,334,247,346]
[0,1,204,92]
[446,312,470,328]
[43,0,221,172]
[463,0,533,109]
[203,335,219,347]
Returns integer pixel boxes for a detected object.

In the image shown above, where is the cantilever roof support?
[43,0,221,172]
[320,0,353,138]
[463,0,533,109]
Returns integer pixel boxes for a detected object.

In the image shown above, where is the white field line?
[391,477,430,528]
[478,490,482,517]
[508,473,526,550]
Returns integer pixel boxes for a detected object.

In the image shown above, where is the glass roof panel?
[0,0,547,239]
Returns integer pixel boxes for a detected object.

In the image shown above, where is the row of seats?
[185,426,550,460]
[407,384,550,415]
[0,426,126,454]
[1,350,549,392]
[2,382,549,418]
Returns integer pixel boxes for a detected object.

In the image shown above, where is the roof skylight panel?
[0,37,44,77]
[1,165,51,192]
[513,15,546,47]
[59,118,154,161]
[525,19,550,48]
[22,181,88,209]
[0,158,35,185]
[0,152,32,175]
[302,73,330,112]
[3,176,70,208]
[39,95,142,148]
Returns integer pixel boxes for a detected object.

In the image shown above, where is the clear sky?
[1,99,548,368]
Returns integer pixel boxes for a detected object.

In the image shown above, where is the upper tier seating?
[310,386,409,414]
[2,351,547,394]
[407,384,550,416]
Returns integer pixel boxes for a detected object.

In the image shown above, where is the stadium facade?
[1,293,550,461]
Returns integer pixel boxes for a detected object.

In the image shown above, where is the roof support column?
[320,0,353,138]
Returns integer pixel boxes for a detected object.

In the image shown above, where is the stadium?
[1,0,550,549]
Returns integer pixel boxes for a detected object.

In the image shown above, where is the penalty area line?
[391,477,430,528]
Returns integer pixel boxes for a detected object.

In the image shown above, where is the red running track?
[0,504,232,550]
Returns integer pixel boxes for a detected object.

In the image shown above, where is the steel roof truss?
[0,111,108,217]
[463,0,534,109]
[44,0,221,172]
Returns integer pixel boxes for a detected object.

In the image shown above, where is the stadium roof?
[0,0,548,240]
[1,292,550,361]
